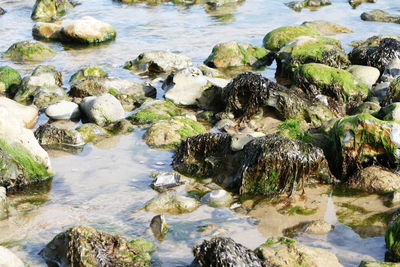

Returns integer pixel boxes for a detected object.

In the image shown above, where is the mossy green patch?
[70,66,108,84]
[3,41,55,62]
[0,66,21,93]
[287,205,318,216]
[263,25,319,51]
[128,100,181,125]
[277,119,313,143]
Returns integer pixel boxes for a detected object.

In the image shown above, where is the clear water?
[0,0,399,266]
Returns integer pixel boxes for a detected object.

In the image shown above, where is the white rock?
[0,97,38,128]
[347,65,380,88]
[45,100,80,120]
[0,187,8,220]
[201,189,234,207]
[80,93,125,126]
[0,247,25,267]
[62,16,116,43]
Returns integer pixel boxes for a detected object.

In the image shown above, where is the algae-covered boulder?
[124,50,193,75]
[39,225,154,267]
[3,41,55,62]
[33,86,69,109]
[328,113,400,179]
[144,117,206,149]
[301,20,352,35]
[385,217,400,262]
[76,123,111,143]
[263,25,319,51]
[127,100,181,125]
[204,41,272,68]
[238,135,333,197]
[0,66,21,94]
[193,237,264,267]
[144,193,200,215]
[62,16,117,44]
[277,36,350,77]
[69,66,108,84]
[80,94,125,126]
[349,38,400,73]
[385,77,400,104]
[349,166,400,193]
[294,63,369,104]
[31,0,75,21]
[361,10,400,24]
[34,124,84,152]
[255,237,343,267]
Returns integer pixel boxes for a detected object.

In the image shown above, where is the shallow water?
[0,0,399,266]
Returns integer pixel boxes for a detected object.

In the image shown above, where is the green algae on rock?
[385,77,400,104]
[127,100,181,125]
[144,193,201,215]
[32,22,64,41]
[386,217,400,262]
[31,0,75,21]
[301,20,352,35]
[3,41,55,62]
[69,66,108,84]
[39,225,154,267]
[285,0,332,12]
[361,10,400,24]
[0,66,21,95]
[263,25,319,51]
[204,41,272,69]
[34,124,84,153]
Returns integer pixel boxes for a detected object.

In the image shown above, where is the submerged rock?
[263,25,319,52]
[0,246,25,267]
[301,20,352,35]
[150,214,169,241]
[349,0,376,8]
[45,100,80,120]
[193,237,264,267]
[0,97,38,128]
[285,0,331,12]
[0,187,8,220]
[124,50,193,75]
[204,41,272,69]
[349,166,400,193]
[255,237,343,266]
[76,123,112,143]
[0,66,21,94]
[3,41,55,62]
[34,124,84,152]
[361,10,400,24]
[31,0,75,21]
[301,220,334,235]
[39,225,154,266]
[201,189,234,207]
[144,193,200,215]
[127,100,181,125]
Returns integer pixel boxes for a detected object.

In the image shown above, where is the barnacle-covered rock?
[34,124,84,153]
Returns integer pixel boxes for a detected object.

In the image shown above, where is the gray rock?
[373,81,391,101]
[382,58,400,82]
[45,100,80,120]
[0,246,24,267]
[200,189,234,207]
[0,187,8,220]
[347,65,380,88]
[80,94,125,126]
[230,134,254,151]
[144,193,200,215]
[361,10,400,24]
[301,220,334,235]
[150,214,169,241]
[0,7,6,15]
[150,172,183,192]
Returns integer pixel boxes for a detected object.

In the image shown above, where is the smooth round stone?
[45,100,80,120]
[201,189,234,207]
[347,65,380,88]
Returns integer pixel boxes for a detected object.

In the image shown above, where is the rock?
[349,166,400,193]
[70,66,108,84]
[0,66,21,94]
[34,124,84,152]
[349,38,400,73]
[347,65,380,88]
[204,41,272,69]
[0,187,8,220]
[286,0,331,11]
[3,41,55,62]
[374,82,391,102]
[45,100,80,120]
[277,36,350,78]
[31,0,75,21]
[150,214,169,241]
[144,117,206,149]
[375,103,400,124]
[127,100,181,125]
[61,16,117,44]
[349,0,376,8]
[386,77,400,104]
[0,7,6,15]
[255,237,343,266]
[80,94,125,126]
[0,108,52,192]
[192,237,264,267]
[385,216,400,262]
[32,86,69,109]
[230,134,254,151]
[198,64,227,78]
[263,25,319,51]
[301,20,352,35]
[359,261,400,267]
[150,172,183,192]
[0,246,25,267]
[76,123,111,143]
[382,58,400,83]
[351,101,381,115]
[163,67,229,109]
[201,189,234,207]
[144,193,200,215]
[361,10,400,24]
[32,22,64,40]
[328,113,400,179]
[39,225,154,266]
[294,63,369,104]
[124,50,193,74]
[0,97,38,128]
[301,220,334,235]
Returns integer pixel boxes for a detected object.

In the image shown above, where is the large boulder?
[361,10,400,24]
[39,225,154,266]
[204,41,272,69]
[192,237,264,267]
[127,100,181,125]
[31,0,75,21]
[277,36,350,78]
[124,51,193,75]
[263,25,319,51]
[347,65,380,88]
[34,124,84,152]
[80,94,125,126]
[144,193,200,215]
[0,97,38,128]
[349,166,400,193]
[0,66,21,94]
[0,246,25,267]
[3,41,55,62]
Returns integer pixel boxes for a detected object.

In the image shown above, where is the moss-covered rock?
[3,41,55,62]
[127,100,181,125]
[32,86,69,109]
[361,10,400,24]
[277,36,350,78]
[386,217,400,262]
[0,66,21,94]
[285,0,332,12]
[144,193,200,215]
[294,63,369,104]
[76,123,112,143]
[69,66,108,85]
[301,20,352,35]
[328,113,400,179]
[34,124,84,153]
[39,225,154,266]
[31,0,75,21]
[263,25,319,52]
[385,77,400,104]
[349,0,376,8]
[32,22,64,40]
[144,117,206,149]
[204,41,272,69]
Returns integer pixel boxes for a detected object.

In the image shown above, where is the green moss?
[277,119,313,143]
[3,41,55,62]
[331,184,368,197]
[263,25,319,51]
[339,202,369,214]
[174,117,206,140]
[128,101,181,125]
[237,44,268,65]
[70,66,108,84]
[259,237,296,248]
[287,205,317,216]
[129,237,156,254]
[0,66,21,93]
